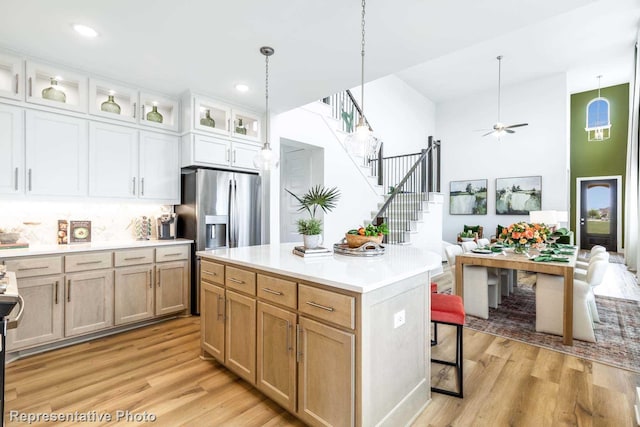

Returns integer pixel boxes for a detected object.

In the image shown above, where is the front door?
[579,178,617,251]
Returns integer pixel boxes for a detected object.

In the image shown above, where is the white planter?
[302,234,322,249]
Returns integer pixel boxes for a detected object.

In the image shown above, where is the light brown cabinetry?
[114,265,154,325]
[65,269,114,337]
[155,260,189,316]
[199,259,356,427]
[5,256,63,351]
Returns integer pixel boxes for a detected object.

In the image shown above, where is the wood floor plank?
[5,317,640,427]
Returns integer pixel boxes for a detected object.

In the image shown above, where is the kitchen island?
[197,243,441,427]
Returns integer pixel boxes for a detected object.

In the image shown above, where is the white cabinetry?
[0,52,23,101]
[26,61,87,113]
[89,79,138,124]
[181,134,260,171]
[0,104,24,194]
[88,123,179,202]
[25,110,88,196]
[139,92,179,132]
[139,131,180,202]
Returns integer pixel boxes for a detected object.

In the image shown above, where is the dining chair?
[576,245,605,264]
[477,238,514,297]
[535,258,608,342]
[574,251,609,282]
[456,241,500,317]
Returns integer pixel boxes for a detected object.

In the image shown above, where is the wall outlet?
[394,310,406,328]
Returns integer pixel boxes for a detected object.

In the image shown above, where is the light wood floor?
[5,317,639,426]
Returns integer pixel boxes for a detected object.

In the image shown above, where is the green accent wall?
[569,83,629,245]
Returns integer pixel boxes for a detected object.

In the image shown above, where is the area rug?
[464,285,640,373]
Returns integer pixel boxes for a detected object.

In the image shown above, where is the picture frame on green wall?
[496,176,541,215]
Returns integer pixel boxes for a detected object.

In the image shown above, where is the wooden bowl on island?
[345,233,383,248]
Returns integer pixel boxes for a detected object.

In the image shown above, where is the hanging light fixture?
[344,0,379,158]
[585,75,611,142]
[253,46,279,170]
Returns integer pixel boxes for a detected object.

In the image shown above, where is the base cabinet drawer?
[114,248,154,267]
[201,259,224,286]
[65,251,113,273]
[156,245,189,262]
[298,284,355,329]
[5,256,62,278]
[226,266,256,296]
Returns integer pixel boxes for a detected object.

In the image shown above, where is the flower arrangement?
[499,222,552,253]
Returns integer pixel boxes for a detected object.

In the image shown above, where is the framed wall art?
[449,179,487,215]
[495,176,541,215]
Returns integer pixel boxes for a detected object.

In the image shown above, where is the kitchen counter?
[197,243,441,293]
[0,239,193,258]
[197,243,440,426]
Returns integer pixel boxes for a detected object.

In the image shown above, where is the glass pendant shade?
[253,144,279,170]
[345,118,380,158]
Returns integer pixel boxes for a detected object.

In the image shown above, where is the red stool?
[430,283,438,293]
[430,293,465,398]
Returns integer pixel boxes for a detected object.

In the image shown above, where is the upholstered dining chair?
[456,241,499,317]
[535,258,609,342]
[574,251,609,282]
[576,245,606,264]
[477,238,514,297]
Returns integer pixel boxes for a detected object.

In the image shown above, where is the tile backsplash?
[0,201,173,245]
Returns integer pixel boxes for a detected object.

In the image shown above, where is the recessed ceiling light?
[73,24,99,38]
[235,84,249,93]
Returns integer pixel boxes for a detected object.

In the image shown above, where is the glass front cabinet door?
[26,61,87,113]
[0,52,23,101]
[139,92,180,132]
[89,79,138,124]
[193,97,231,135]
[231,109,261,142]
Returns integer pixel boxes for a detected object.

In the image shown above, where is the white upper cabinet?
[0,52,23,101]
[26,61,87,113]
[193,96,231,135]
[0,104,24,194]
[89,122,138,198]
[139,92,179,132]
[139,131,180,202]
[25,110,88,196]
[89,79,138,124]
[231,109,261,142]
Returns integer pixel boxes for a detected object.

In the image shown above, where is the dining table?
[455,248,577,345]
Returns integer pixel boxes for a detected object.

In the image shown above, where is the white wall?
[437,73,569,243]
[350,75,436,156]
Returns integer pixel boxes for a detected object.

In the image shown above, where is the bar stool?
[430,293,465,398]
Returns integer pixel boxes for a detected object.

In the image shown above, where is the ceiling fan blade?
[481,130,495,137]
[505,123,528,129]
[505,129,515,134]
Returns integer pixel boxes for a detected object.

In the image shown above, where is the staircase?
[320,91,443,252]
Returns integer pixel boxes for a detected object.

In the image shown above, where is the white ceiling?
[0,0,638,114]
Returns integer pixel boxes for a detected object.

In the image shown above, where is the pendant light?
[253,46,279,170]
[344,0,379,158]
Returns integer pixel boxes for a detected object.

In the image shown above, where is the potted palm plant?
[285,185,341,249]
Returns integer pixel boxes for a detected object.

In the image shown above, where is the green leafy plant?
[286,185,341,236]
[459,230,475,238]
[296,218,322,235]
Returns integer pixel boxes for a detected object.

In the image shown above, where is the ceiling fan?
[481,55,528,137]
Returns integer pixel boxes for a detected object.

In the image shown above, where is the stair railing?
[373,137,441,244]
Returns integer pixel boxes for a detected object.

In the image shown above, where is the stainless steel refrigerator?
[176,168,261,314]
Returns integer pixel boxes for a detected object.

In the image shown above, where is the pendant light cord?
[497,55,502,123]
[360,0,366,117]
[265,52,270,149]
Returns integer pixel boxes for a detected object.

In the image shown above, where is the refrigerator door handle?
[231,180,239,247]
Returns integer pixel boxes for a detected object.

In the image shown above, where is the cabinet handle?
[132,177,136,195]
[226,149,230,162]
[17,266,49,271]
[286,320,292,351]
[305,301,335,312]
[141,104,145,119]
[148,269,152,288]
[15,73,19,95]
[233,150,236,163]
[14,167,18,191]
[28,77,32,97]
[163,252,182,257]
[124,256,145,261]
[202,270,217,277]
[133,102,137,119]
[67,279,71,302]
[261,287,283,296]
[77,260,102,265]
[296,324,302,363]
[28,168,32,191]
[157,268,160,287]
[141,178,145,196]
[228,277,244,285]
[54,281,59,305]
[217,295,224,320]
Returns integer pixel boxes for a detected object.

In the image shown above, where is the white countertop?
[197,243,441,294]
[0,239,193,258]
